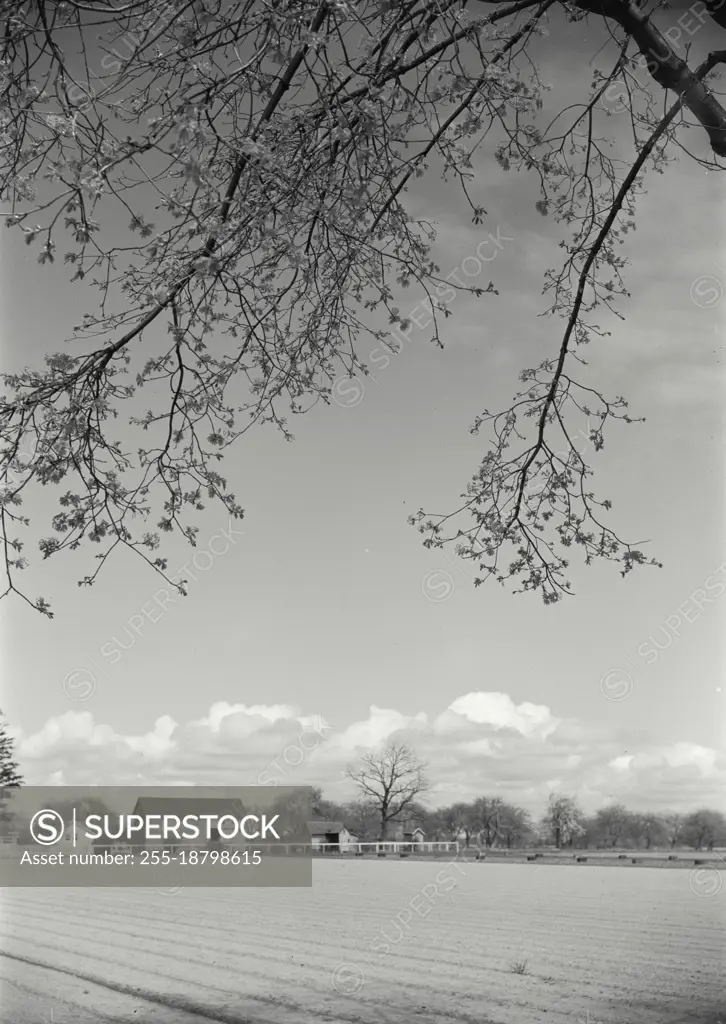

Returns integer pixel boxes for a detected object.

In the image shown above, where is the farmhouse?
[308,820,358,852]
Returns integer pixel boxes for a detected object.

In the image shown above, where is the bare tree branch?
[346,743,429,839]
[0,0,723,613]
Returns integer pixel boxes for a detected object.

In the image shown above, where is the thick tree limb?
[706,0,726,30]
[471,0,726,153]
[576,1,726,155]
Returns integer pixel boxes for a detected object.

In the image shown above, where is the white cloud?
[195,702,300,733]
[125,715,177,760]
[661,743,720,775]
[619,743,720,777]
[445,691,558,739]
[330,705,427,754]
[12,692,725,815]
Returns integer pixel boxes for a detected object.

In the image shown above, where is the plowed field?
[1,860,723,1024]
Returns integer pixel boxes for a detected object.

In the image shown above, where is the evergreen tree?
[0,711,23,788]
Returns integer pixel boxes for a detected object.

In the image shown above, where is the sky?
[0,4,724,817]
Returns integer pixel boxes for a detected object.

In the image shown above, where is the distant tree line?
[314,788,726,852]
[325,744,726,852]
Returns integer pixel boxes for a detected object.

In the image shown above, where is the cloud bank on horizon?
[12,691,724,814]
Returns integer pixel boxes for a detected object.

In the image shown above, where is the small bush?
[510,959,528,975]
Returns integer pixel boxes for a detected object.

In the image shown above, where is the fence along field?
[309,838,726,867]
[0,859,723,1024]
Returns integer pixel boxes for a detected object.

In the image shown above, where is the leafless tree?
[496,802,534,848]
[346,742,429,839]
[471,795,505,847]
[1,0,725,614]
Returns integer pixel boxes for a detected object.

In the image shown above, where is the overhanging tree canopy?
[0,0,724,614]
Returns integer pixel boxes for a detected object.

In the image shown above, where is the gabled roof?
[391,822,425,835]
[132,797,245,818]
[308,819,346,833]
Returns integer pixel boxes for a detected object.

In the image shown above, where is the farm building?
[128,797,247,851]
[384,821,426,844]
[394,824,425,844]
[307,820,358,852]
